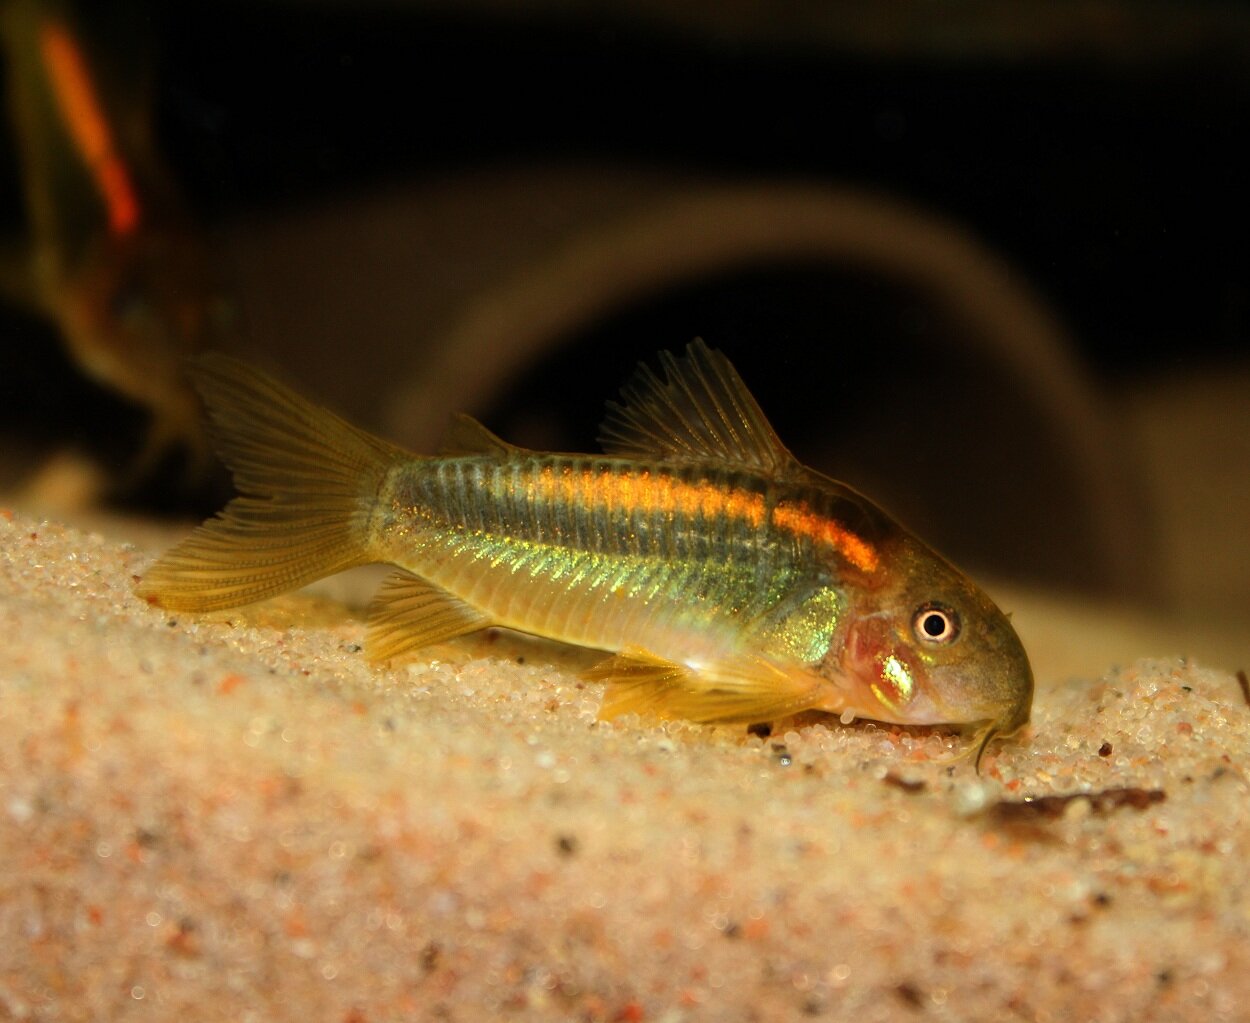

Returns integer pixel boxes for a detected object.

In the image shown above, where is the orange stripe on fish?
[773,501,879,573]
[39,18,140,237]
[531,464,876,571]
[533,464,765,528]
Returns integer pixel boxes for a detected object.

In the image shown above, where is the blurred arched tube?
[229,170,1150,598]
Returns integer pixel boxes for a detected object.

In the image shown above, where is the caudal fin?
[138,354,406,612]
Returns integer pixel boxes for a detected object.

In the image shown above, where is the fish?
[1,0,229,477]
[137,341,1034,762]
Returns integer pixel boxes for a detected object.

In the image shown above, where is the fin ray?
[438,413,523,457]
[598,339,797,473]
[137,355,405,612]
[588,647,825,724]
[366,570,491,661]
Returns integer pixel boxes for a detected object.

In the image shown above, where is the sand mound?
[2,510,1246,1022]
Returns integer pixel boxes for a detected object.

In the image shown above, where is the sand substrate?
[2,510,1248,1022]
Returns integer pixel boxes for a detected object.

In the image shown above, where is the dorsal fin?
[438,413,522,457]
[598,339,797,473]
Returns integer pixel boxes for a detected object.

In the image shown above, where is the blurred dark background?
[148,1,1249,370]
[1,0,1247,616]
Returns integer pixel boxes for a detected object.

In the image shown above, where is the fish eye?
[912,602,960,645]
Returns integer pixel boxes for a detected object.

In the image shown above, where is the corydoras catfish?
[138,341,1034,763]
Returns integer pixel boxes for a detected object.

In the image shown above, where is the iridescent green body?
[139,341,1034,754]
[373,456,868,678]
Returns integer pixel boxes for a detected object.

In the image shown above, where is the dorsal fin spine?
[598,339,797,474]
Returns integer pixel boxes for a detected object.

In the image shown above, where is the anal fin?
[366,570,491,661]
[588,647,825,724]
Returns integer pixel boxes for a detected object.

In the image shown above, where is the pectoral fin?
[588,648,825,724]
[366,570,491,661]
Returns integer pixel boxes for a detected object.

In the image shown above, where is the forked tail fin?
[138,354,407,612]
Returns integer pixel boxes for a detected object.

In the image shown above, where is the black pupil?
[922,613,947,637]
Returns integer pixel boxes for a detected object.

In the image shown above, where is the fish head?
[830,534,1033,747]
